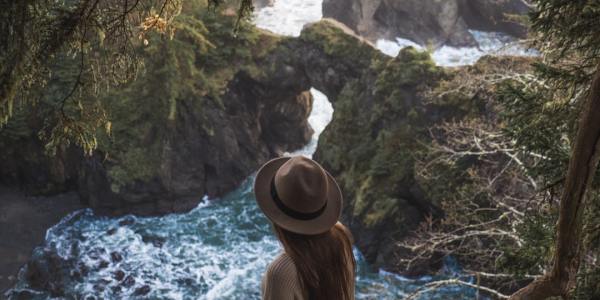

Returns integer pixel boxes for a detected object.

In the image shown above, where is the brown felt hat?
[254,156,343,235]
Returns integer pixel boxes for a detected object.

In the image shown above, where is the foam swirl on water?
[375,31,538,67]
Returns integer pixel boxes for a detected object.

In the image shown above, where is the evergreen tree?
[0,0,253,154]
[503,1,600,298]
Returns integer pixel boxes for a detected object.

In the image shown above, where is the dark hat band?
[270,178,327,221]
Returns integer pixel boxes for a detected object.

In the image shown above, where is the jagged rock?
[113,270,125,281]
[309,42,447,272]
[254,0,275,8]
[311,50,537,273]
[122,275,135,288]
[22,249,70,297]
[141,235,166,248]
[0,188,83,293]
[458,0,530,37]
[110,252,123,263]
[133,285,151,296]
[322,0,530,47]
[96,260,109,270]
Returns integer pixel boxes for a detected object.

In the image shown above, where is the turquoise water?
[8,177,480,300]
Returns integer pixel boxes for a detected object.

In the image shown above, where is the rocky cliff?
[313,51,538,274]
[253,19,449,272]
[261,19,537,274]
[0,11,313,216]
[322,0,530,47]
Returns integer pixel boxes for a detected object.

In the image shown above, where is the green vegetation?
[97,3,279,190]
[317,47,444,235]
[394,1,600,298]
[498,1,600,298]
[0,1,281,191]
[0,0,255,155]
[299,19,379,71]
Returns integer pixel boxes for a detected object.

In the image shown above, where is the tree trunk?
[510,62,600,299]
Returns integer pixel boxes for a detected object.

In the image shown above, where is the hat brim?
[253,157,342,235]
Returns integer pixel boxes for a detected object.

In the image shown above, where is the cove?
[7,91,479,299]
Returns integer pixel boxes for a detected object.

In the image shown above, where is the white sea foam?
[253,0,535,67]
[376,30,538,66]
[286,88,333,158]
[253,0,322,36]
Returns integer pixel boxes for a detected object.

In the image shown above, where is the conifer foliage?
[0,0,253,154]
[504,1,600,298]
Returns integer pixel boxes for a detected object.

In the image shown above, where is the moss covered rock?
[310,33,538,274]
[0,4,313,216]
[313,46,446,271]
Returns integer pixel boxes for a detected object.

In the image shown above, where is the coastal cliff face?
[261,19,449,272]
[313,53,539,274]
[0,14,313,216]
[307,39,448,271]
[283,20,537,275]
[322,0,530,47]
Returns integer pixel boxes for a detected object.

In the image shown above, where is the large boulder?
[77,68,314,216]
[254,0,275,8]
[458,0,530,38]
[323,0,530,47]
[312,45,447,272]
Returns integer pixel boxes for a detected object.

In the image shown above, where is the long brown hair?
[273,222,356,300]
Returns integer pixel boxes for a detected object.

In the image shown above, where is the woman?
[254,156,356,300]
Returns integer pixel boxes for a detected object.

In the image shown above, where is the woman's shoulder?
[266,252,298,279]
[262,253,306,299]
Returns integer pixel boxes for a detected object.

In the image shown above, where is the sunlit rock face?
[322,0,530,47]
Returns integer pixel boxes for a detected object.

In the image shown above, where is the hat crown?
[273,156,329,214]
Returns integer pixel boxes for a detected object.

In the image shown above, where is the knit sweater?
[261,252,355,300]
[261,253,308,300]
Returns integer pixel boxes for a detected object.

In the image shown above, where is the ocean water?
[253,0,537,67]
[7,178,478,300]
[375,31,538,67]
[7,86,478,299]
[283,88,333,158]
[253,0,322,36]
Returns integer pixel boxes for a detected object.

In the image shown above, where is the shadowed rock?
[323,0,530,47]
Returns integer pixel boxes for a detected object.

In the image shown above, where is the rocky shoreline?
[0,187,83,295]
